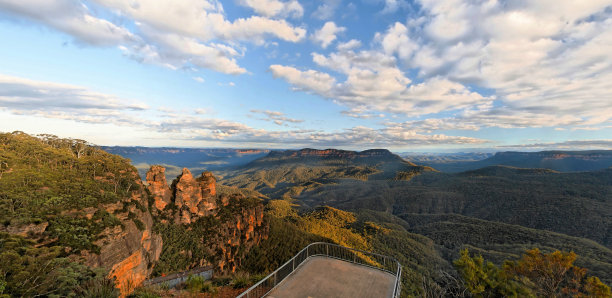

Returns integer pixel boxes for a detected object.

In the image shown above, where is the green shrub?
[74,277,120,298]
[231,272,252,289]
[185,275,207,293]
[126,286,163,298]
[133,218,145,231]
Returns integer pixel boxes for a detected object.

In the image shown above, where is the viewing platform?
[238,242,402,298]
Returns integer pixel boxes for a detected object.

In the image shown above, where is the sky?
[0,0,611,152]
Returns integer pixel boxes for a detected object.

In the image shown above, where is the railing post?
[293,257,295,271]
[326,243,329,256]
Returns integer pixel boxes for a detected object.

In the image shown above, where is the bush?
[126,286,163,298]
[185,275,208,293]
[74,277,120,298]
[455,248,611,297]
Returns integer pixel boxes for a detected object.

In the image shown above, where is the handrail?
[237,242,402,298]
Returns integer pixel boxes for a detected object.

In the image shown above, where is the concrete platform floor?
[266,256,396,298]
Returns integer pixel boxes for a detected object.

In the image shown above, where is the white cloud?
[131,28,246,74]
[239,0,303,18]
[0,74,149,126]
[340,107,384,119]
[272,50,491,116]
[269,65,336,94]
[166,118,488,147]
[377,22,418,61]
[272,1,612,131]
[380,0,408,14]
[337,39,362,51]
[0,0,136,46]
[0,0,307,75]
[251,109,304,126]
[193,76,205,83]
[312,0,342,20]
[93,0,306,43]
[312,21,345,48]
[394,0,612,127]
[0,74,146,111]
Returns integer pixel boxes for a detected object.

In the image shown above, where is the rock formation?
[146,165,172,211]
[148,167,220,224]
[144,166,268,275]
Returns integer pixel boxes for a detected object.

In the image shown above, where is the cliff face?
[145,166,268,275]
[210,201,267,273]
[84,170,163,296]
[146,165,172,211]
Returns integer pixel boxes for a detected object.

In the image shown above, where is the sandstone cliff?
[208,197,267,273]
[83,168,163,296]
[146,165,172,211]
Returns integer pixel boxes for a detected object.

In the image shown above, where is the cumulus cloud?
[312,21,345,48]
[337,39,362,51]
[251,109,304,126]
[269,65,336,94]
[272,1,612,131]
[394,0,612,127]
[0,0,306,75]
[0,0,136,46]
[312,0,342,20]
[93,0,306,43]
[272,49,491,116]
[239,0,303,18]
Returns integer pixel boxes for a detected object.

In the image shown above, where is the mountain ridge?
[408,150,612,173]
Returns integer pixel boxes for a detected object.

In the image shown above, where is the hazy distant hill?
[221,148,435,198]
[406,150,612,172]
[102,146,270,179]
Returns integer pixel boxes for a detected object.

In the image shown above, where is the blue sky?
[0,0,611,151]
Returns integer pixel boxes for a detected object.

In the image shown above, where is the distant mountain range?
[404,150,612,172]
[220,148,435,199]
[102,146,270,179]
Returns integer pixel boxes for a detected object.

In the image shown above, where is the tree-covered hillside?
[299,166,612,247]
[0,132,142,252]
[0,132,152,296]
[220,148,435,199]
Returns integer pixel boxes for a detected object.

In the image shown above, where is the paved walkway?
[266,256,396,298]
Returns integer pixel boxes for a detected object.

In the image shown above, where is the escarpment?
[146,166,268,275]
[0,132,163,297]
[82,179,163,296]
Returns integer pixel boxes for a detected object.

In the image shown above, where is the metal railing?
[237,242,402,298]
